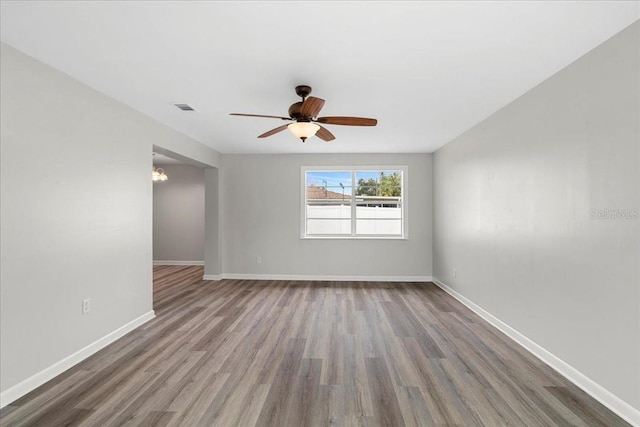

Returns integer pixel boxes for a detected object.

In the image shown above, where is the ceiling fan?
[230,85,377,142]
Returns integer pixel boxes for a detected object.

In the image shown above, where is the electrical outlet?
[256,256,262,264]
[82,298,91,314]
[453,268,457,278]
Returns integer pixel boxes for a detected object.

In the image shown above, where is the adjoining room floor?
[1,265,630,426]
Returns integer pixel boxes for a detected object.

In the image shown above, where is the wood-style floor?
[1,266,630,426]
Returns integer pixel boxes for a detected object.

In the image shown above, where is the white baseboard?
[432,278,640,427]
[0,310,155,409]
[203,273,432,282]
[153,260,204,266]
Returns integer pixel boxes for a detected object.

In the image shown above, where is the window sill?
[301,236,408,240]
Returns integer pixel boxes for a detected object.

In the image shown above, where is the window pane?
[307,219,351,235]
[356,219,402,235]
[306,171,351,236]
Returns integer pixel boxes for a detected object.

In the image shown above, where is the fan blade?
[316,116,377,126]
[230,113,291,120]
[258,124,289,138]
[300,97,325,117]
[316,125,335,142]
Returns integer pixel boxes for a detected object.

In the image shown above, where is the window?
[301,166,407,238]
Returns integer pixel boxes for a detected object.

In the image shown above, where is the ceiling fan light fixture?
[288,122,320,142]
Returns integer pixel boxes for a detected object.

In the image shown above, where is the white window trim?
[300,165,408,240]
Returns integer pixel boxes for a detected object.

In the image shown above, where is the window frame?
[300,165,408,239]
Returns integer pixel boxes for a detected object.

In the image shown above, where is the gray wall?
[0,43,219,396]
[153,164,205,262]
[221,153,432,278]
[204,168,221,276]
[433,23,639,411]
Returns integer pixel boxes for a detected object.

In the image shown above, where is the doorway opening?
[152,150,206,310]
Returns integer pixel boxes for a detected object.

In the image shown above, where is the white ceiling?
[1,1,638,154]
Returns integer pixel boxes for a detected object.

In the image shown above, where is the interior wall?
[220,153,432,278]
[204,167,221,277]
[433,22,639,412]
[0,43,220,399]
[153,164,205,263]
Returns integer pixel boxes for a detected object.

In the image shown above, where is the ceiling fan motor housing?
[294,85,312,99]
[290,85,313,121]
[288,102,306,121]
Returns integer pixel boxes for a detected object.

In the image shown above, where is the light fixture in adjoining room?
[152,166,168,182]
[288,122,320,142]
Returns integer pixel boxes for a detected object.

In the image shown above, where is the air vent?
[174,103,195,111]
